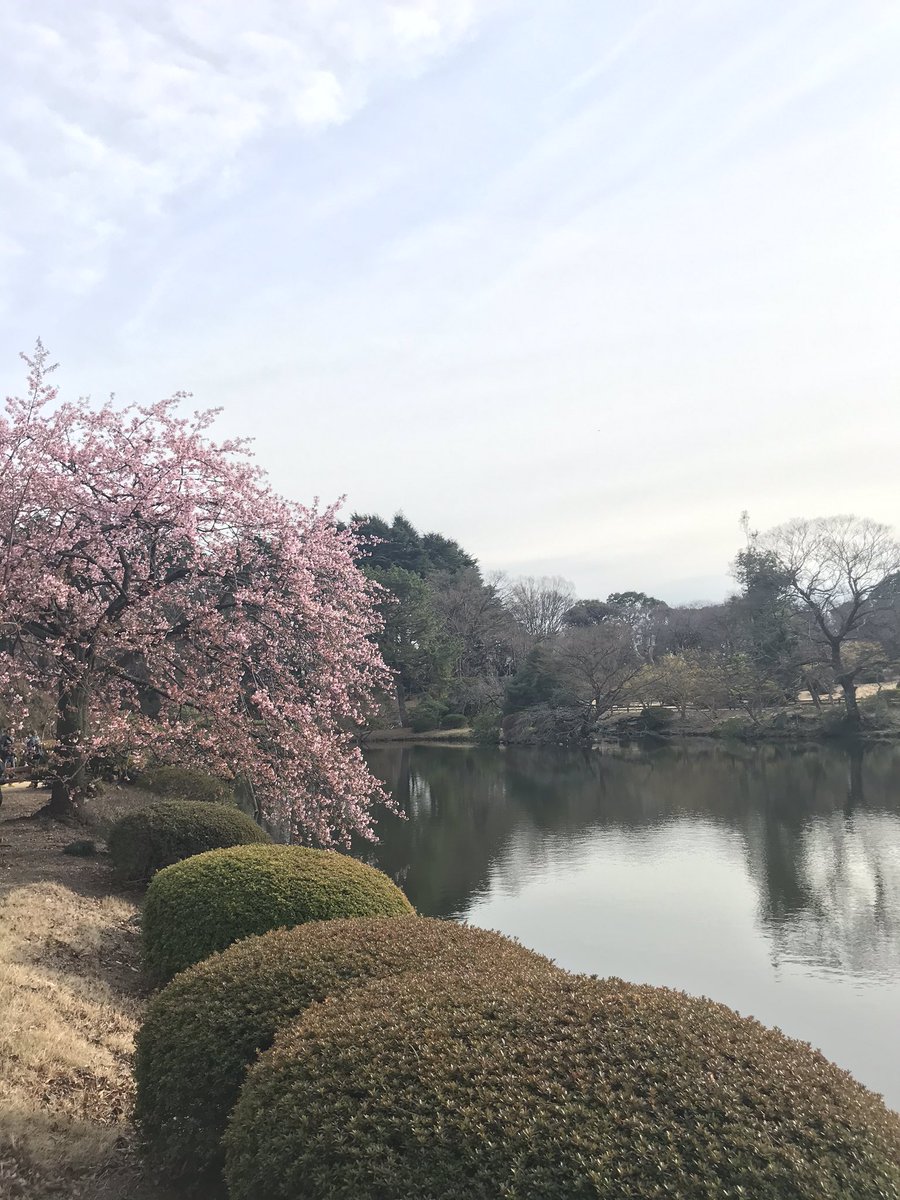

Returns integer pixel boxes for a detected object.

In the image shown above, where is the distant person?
[0,731,14,769]
[25,733,44,763]
[25,733,45,786]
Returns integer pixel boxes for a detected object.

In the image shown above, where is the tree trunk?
[804,674,822,710]
[839,677,861,726]
[845,743,865,811]
[832,649,860,727]
[395,680,409,728]
[43,673,91,820]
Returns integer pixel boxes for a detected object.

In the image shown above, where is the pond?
[360,740,900,1111]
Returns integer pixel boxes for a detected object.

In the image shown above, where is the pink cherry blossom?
[0,342,392,845]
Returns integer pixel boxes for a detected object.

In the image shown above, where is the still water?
[361,741,900,1111]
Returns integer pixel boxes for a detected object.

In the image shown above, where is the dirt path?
[0,785,112,897]
[0,786,174,1200]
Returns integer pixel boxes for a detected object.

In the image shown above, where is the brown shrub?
[225,969,900,1200]
[135,917,559,1194]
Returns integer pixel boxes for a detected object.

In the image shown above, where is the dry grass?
[796,680,899,704]
[361,726,473,743]
[0,882,145,1197]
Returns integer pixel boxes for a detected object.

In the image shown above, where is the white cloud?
[389,5,443,46]
[0,0,503,302]
[2,0,899,601]
[291,70,347,127]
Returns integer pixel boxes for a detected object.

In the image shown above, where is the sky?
[2,0,899,603]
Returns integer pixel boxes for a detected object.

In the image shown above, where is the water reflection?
[759,810,900,979]
[361,741,900,1108]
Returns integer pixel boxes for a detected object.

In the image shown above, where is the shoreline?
[359,720,900,750]
[359,728,476,745]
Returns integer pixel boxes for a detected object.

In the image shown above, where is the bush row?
[130,802,900,1200]
[135,917,557,1192]
[135,764,237,805]
[223,969,900,1200]
[108,800,269,884]
[141,842,415,983]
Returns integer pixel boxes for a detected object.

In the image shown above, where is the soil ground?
[0,783,174,1200]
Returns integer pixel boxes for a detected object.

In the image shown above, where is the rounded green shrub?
[141,843,415,983]
[225,971,900,1200]
[135,918,559,1194]
[440,712,467,729]
[137,764,236,805]
[107,800,269,884]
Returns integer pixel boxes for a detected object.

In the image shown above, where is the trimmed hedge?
[135,918,559,1194]
[107,800,269,884]
[137,764,236,805]
[224,970,900,1200]
[141,843,415,983]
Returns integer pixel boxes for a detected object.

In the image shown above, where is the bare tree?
[633,651,712,718]
[500,575,576,643]
[562,592,668,663]
[552,623,641,725]
[762,516,900,724]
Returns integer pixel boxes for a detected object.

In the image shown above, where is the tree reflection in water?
[363,740,900,981]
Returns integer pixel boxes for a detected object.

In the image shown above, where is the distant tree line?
[355,512,900,739]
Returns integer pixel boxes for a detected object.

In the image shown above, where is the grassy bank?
[364,686,900,748]
[0,785,174,1200]
[360,726,474,744]
[597,694,900,744]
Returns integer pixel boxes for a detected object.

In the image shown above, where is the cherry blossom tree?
[0,343,391,843]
